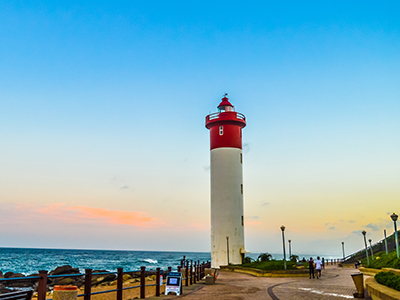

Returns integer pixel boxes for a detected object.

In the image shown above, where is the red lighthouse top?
[205,94,246,150]
[217,95,234,109]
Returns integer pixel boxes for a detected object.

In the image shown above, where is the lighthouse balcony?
[207,111,245,121]
[205,111,246,129]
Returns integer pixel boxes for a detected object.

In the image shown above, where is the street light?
[391,213,399,258]
[226,236,230,265]
[342,242,345,261]
[362,230,370,265]
[368,239,374,260]
[288,239,292,258]
[280,225,286,270]
[384,229,388,255]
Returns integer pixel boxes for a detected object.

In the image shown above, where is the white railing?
[207,112,246,121]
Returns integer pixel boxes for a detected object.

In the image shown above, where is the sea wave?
[0,248,209,274]
[141,259,158,264]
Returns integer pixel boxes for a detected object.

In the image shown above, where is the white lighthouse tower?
[205,94,247,268]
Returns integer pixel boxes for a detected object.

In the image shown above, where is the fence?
[0,257,211,300]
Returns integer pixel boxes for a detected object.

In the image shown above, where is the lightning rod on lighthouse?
[205,94,247,268]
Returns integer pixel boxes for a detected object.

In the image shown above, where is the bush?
[243,256,252,264]
[242,259,297,270]
[375,272,400,292]
[258,253,272,262]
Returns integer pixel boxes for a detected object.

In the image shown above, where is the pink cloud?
[70,206,153,227]
[246,221,262,226]
[2,203,156,228]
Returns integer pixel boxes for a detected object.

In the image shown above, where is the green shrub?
[258,253,272,262]
[375,272,400,292]
[241,259,297,270]
[243,256,252,264]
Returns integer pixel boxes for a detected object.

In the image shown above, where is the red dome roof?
[217,96,233,108]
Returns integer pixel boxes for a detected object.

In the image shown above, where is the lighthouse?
[205,94,246,268]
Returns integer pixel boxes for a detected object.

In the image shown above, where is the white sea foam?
[142,259,158,264]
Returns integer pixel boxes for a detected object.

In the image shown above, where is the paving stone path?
[156,265,372,300]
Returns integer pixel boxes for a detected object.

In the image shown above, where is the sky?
[1,1,399,256]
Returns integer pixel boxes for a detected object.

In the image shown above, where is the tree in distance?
[258,253,272,262]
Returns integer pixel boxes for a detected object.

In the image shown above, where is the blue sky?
[1,1,400,256]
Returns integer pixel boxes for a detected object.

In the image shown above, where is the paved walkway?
[150,265,372,300]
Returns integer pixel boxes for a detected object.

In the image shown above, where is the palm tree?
[258,253,272,262]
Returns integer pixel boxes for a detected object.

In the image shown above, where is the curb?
[366,277,400,300]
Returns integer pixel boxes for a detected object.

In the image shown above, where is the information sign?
[165,272,182,296]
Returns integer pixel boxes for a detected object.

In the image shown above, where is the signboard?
[165,272,182,296]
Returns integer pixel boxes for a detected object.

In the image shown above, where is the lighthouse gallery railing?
[206,112,245,121]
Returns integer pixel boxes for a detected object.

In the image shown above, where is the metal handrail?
[122,285,140,290]
[0,276,40,281]
[207,112,245,120]
[48,274,84,278]
[90,289,118,296]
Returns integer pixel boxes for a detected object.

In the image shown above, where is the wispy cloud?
[351,230,362,235]
[120,185,129,189]
[246,221,262,226]
[365,223,379,231]
[9,203,156,228]
[70,206,153,227]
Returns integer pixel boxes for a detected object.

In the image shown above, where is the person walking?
[315,256,322,279]
[322,257,325,269]
[309,257,315,279]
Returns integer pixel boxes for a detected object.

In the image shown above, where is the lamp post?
[341,242,345,261]
[384,229,388,255]
[281,225,286,270]
[226,236,230,265]
[391,213,399,258]
[368,239,374,260]
[362,230,370,265]
[288,239,292,258]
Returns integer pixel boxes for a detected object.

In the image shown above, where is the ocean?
[0,248,336,275]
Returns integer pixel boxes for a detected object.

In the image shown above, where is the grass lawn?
[361,250,400,269]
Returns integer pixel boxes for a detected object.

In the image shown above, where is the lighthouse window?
[240,153,242,164]
[241,216,244,226]
[219,126,223,135]
[241,184,243,194]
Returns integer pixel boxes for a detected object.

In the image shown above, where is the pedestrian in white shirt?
[315,256,322,279]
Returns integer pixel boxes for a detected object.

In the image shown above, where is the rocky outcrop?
[91,270,116,286]
[48,265,84,288]
[49,265,80,276]
[1,272,36,288]
[0,284,11,294]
